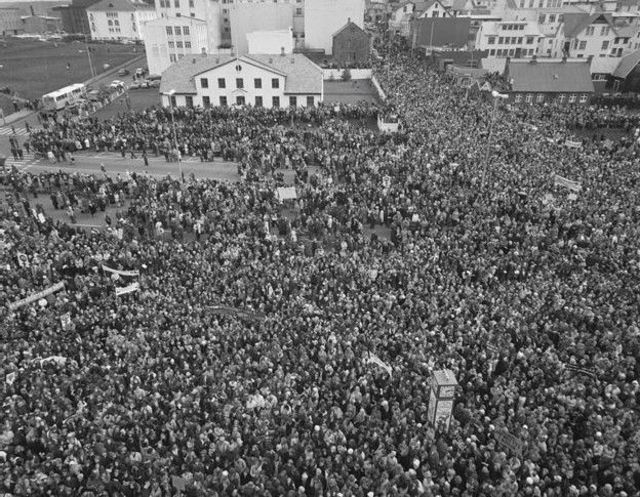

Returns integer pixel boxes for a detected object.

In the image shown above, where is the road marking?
[0,128,30,136]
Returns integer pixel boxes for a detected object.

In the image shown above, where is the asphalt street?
[4,151,240,182]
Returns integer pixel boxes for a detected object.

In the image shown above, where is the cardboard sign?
[494,428,523,456]
[276,187,297,201]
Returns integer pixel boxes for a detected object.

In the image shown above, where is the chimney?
[348,17,351,23]
[281,46,285,56]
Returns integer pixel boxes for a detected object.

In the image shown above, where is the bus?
[42,84,86,111]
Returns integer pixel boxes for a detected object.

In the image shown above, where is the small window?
[579,94,588,103]
[174,26,181,35]
[185,41,191,48]
[185,96,193,108]
[514,94,522,103]
[525,93,533,103]
[498,37,504,44]
[203,95,210,108]
[489,49,495,56]
[168,41,175,48]
[271,78,279,89]
[183,26,189,35]
[236,95,245,106]
[176,41,183,48]
[254,78,262,89]
[601,40,609,50]
[236,78,243,89]
[568,94,577,103]
[557,94,566,104]
[219,96,227,106]
[289,96,297,107]
[170,95,177,106]
[255,95,263,107]
[548,14,555,23]
[174,0,179,7]
[169,54,177,62]
[296,7,302,14]
[306,96,314,107]
[579,40,587,50]
[272,96,280,108]
[200,78,208,88]
[536,94,545,103]
[488,36,495,45]
[189,0,194,6]
[526,37,534,45]
[218,78,226,88]
[586,26,594,36]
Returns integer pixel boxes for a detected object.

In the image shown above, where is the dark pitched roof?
[332,20,370,39]
[562,13,612,38]
[411,17,472,48]
[160,54,322,95]
[613,49,640,78]
[507,59,595,93]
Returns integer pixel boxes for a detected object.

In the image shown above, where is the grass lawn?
[0,38,142,101]
[92,88,161,121]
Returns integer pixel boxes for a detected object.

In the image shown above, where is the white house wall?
[143,18,208,75]
[230,3,295,55]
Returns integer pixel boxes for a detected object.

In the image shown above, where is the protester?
[1,37,639,497]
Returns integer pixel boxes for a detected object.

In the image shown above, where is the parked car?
[109,80,125,89]
[135,67,146,78]
[117,68,130,76]
[130,80,150,90]
[145,79,160,88]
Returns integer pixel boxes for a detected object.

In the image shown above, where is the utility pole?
[85,34,95,79]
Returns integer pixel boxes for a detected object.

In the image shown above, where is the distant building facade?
[305,0,365,54]
[332,20,371,65]
[88,0,156,41]
[53,0,101,35]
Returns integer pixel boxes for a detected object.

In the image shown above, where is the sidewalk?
[1,109,33,126]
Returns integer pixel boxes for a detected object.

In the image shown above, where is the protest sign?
[60,313,72,331]
[39,355,68,367]
[5,372,16,386]
[16,252,29,268]
[565,363,597,379]
[102,265,140,277]
[8,281,65,311]
[276,187,297,201]
[565,140,582,149]
[494,428,523,456]
[115,282,140,297]
[554,174,582,192]
[365,352,392,376]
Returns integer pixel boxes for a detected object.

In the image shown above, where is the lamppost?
[162,89,182,181]
[84,34,95,79]
[482,90,508,187]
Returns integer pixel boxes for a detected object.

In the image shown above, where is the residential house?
[505,57,595,104]
[365,0,390,24]
[610,48,640,90]
[87,0,156,41]
[160,52,323,109]
[304,0,365,54]
[21,15,63,34]
[0,7,23,36]
[389,1,418,36]
[416,0,452,18]
[332,19,371,66]
[475,20,544,57]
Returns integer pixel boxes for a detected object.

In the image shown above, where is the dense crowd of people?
[1,39,640,497]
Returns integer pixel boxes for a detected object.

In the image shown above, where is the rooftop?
[87,0,154,11]
[160,53,323,95]
[507,58,595,93]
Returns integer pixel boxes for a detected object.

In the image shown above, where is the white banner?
[554,174,582,192]
[115,282,140,297]
[565,140,582,149]
[102,265,139,277]
[276,187,297,201]
[365,352,392,376]
[8,281,65,311]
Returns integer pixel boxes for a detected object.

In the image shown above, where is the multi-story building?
[229,1,295,55]
[88,0,156,41]
[475,20,544,57]
[53,0,101,35]
[145,17,209,74]
[159,53,323,108]
[305,0,365,54]
[0,7,23,36]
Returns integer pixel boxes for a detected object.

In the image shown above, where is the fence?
[323,68,373,80]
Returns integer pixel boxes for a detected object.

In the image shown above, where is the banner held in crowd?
[115,282,140,297]
[102,265,140,277]
[565,140,582,149]
[8,281,65,311]
[276,187,297,201]
[554,174,582,192]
